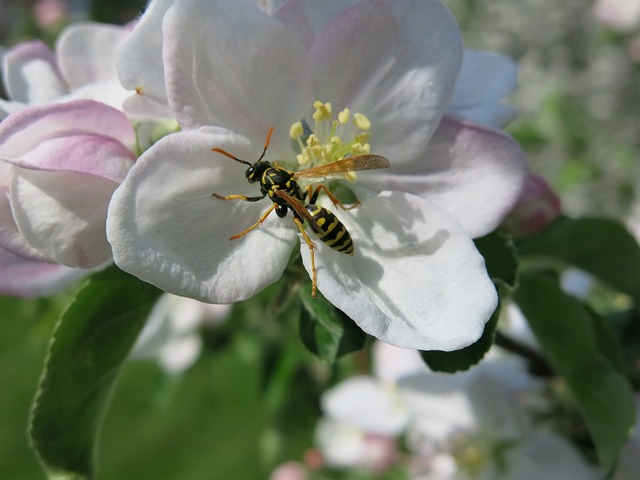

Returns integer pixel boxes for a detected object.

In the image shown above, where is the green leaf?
[298,285,366,362]
[514,272,635,475]
[517,216,640,301]
[420,292,500,373]
[474,230,518,289]
[30,266,162,480]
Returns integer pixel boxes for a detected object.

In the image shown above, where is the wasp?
[211,127,390,297]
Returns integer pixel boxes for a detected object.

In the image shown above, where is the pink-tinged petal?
[502,173,561,236]
[107,127,299,303]
[0,180,50,261]
[0,100,136,158]
[310,0,463,165]
[3,40,67,104]
[358,116,528,238]
[7,134,134,182]
[11,168,118,268]
[56,22,130,89]
[163,0,313,143]
[0,246,89,297]
[117,0,175,107]
[273,0,361,49]
[450,50,519,127]
[302,191,497,351]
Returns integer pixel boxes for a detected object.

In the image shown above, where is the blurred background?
[0,0,638,478]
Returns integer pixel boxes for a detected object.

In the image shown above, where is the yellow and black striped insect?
[211,127,390,297]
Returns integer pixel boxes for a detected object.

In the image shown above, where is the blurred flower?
[1,21,130,117]
[107,0,527,351]
[501,173,561,236]
[33,0,68,32]
[131,294,231,374]
[593,0,640,32]
[268,461,307,480]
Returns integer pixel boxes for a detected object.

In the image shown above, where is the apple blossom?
[107,0,528,351]
[0,99,136,274]
[131,293,231,374]
[501,172,561,236]
[1,21,130,117]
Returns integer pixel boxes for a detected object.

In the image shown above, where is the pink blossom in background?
[502,173,561,236]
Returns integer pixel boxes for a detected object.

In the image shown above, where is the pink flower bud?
[502,173,561,236]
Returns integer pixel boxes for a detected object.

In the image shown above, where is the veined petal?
[310,0,463,165]
[107,127,299,303]
[357,116,528,238]
[117,0,175,106]
[0,246,89,297]
[11,168,118,268]
[56,22,130,90]
[0,100,136,157]
[273,0,361,49]
[301,191,497,351]
[3,40,67,104]
[163,0,313,144]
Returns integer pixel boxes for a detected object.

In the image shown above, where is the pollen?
[290,100,375,170]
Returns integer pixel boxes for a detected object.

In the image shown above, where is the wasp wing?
[293,154,390,183]
[273,189,325,233]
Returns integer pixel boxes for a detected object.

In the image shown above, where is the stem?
[494,331,555,377]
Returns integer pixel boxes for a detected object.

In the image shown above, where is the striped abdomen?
[305,204,354,255]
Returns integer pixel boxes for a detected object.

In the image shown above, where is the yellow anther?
[330,136,343,146]
[297,153,309,165]
[306,134,318,146]
[353,113,371,131]
[290,121,303,139]
[338,108,350,124]
[355,132,370,144]
[313,101,332,122]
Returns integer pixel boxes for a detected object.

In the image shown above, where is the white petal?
[322,376,409,435]
[117,0,175,106]
[107,127,299,303]
[0,181,50,261]
[372,341,427,382]
[310,0,463,164]
[11,168,118,267]
[56,22,130,90]
[3,40,67,104]
[358,116,528,238]
[301,191,497,351]
[162,0,313,142]
[450,49,519,127]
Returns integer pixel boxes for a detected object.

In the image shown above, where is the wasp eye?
[245,167,255,181]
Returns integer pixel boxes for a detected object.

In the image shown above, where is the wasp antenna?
[212,147,252,166]
[256,127,275,163]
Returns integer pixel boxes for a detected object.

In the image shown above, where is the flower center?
[289,100,373,182]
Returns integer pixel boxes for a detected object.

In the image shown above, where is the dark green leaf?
[517,216,640,301]
[514,272,635,475]
[30,266,162,479]
[298,285,366,362]
[474,230,518,288]
[420,290,500,372]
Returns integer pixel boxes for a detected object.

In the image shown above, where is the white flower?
[1,21,131,116]
[107,0,528,351]
[131,294,231,374]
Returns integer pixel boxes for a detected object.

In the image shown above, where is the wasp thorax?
[290,100,373,182]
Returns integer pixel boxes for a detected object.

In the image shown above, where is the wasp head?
[246,161,271,183]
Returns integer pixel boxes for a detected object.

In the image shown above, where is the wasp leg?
[294,217,317,298]
[305,184,361,211]
[228,203,278,241]
[212,192,266,202]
